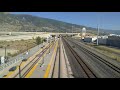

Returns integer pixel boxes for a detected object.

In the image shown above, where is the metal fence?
[0,57,23,71]
[0,42,48,71]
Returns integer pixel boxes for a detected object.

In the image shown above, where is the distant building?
[81,27,86,39]
[83,35,120,48]
[109,34,119,36]
[109,34,116,36]
[82,28,86,36]
[9,32,12,35]
[106,36,120,48]
[84,36,97,42]
[98,38,107,45]
[98,36,108,45]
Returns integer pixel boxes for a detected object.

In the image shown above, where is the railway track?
[66,37,120,77]
[13,42,54,78]
[51,39,61,78]
[62,37,97,78]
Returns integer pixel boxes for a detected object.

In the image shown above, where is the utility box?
[0,56,5,64]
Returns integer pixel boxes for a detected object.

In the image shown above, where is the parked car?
[9,66,17,71]
[72,45,75,48]
[3,75,7,77]
[22,59,27,61]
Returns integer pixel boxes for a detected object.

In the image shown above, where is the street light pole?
[42,49,44,64]
[42,39,44,63]
[19,65,21,78]
[27,43,28,52]
[49,38,50,54]
[19,61,23,78]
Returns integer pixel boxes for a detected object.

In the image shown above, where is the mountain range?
[0,13,119,35]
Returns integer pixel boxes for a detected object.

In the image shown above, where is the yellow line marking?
[25,64,38,78]
[4,43,49,78]
[25,43,53,78]
[4,66,19,78]
[43,65,51,78]
[4,72,14,78]
[4,62,27,78]
[44,41,58,78]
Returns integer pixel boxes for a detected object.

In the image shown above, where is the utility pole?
[43,51,44,64]
[49,38,50,54]
[19,65,21,78]
[42,38,44,46]
[97,15,100,46]
[72,26,73,37]
[97,23,99,46]
[42,39,44,63]
[27,43,28,52]
[72,26,73,34]
[5,47,6,62]
[19,61,23,78]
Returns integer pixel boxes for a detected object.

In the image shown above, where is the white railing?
[0,57,23,71]
[0,42,48,71]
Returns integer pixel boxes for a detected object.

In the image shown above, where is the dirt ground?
[0,39,37,57]
[86,43,120,62]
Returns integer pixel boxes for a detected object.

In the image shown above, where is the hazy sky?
[11,12,120,30]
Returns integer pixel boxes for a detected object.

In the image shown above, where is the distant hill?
[0,13,97,33]
[0,13,119,35]
[103,30,120,35]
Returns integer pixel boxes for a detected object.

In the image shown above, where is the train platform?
[0,37,73,78]
[28,38,73,78]
[27,41,57,78]
[0,42,49,78]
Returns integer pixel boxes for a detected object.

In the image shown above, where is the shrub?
[7,52,12,56]
[36,36,42,45]
[0,45,3,48]
[21,39,24,41]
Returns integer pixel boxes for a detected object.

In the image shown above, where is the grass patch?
[94,45,120,54]
[7,52,18,57]
[0,39,38,57]
[97,50,120,62]
[85,43,120,62]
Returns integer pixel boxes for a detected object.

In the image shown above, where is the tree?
[36,36,41,45]
[51,35,56,37]
[43,38,47,42]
